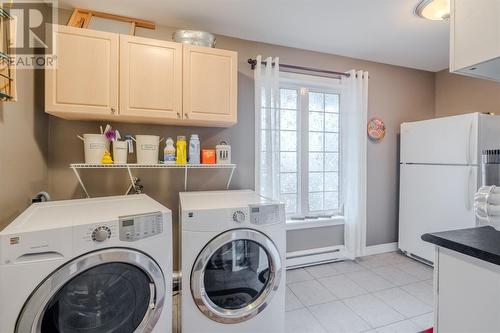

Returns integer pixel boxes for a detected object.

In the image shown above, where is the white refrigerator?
[399,112,500,263]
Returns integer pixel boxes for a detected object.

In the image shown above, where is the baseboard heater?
[287,247,340,259]
[286,246,347,269]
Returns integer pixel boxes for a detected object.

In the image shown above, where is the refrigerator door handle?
[466,166,473,211]
[467,121,473,165]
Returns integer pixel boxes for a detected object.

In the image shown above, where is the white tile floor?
[172,252,433,333]
[286,252,434,333]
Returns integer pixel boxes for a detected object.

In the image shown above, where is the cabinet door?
[183,45,237,126]
[437,248,500,332]
[451,0,500,72]
[120,35,182,120]
[45,25,118,117]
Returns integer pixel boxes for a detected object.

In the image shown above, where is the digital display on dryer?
[251,207,260,213]
[122,219,134,227]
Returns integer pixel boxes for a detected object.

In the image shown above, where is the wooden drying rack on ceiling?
[67,8,156,35]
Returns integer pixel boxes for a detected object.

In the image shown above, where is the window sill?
[286,216,345,231]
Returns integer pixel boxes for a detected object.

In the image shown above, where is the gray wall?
[287,225,345,252]
[4,9,499,263]
[49,9,436,261]
[435,69,500,117]
[0,68,48,230]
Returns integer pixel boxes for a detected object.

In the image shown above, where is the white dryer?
[0,194,172,333]
[180,190,286,333]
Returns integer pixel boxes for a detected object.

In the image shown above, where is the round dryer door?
[15,249,165,333]
[191,229,282,324]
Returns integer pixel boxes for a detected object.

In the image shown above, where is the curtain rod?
[247,58,350,78]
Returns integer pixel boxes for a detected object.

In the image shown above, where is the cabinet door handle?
[185,113,189,119]
[111,107,116,114]
[177,112,181,119]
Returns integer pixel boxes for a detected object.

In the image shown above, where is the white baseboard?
[363,242,399,256]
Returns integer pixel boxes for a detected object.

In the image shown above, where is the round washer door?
[191,229,282,324]
[16,248,165,333]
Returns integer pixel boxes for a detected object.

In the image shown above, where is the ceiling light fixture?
[415,0,450,21]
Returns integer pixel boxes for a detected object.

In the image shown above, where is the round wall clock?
[367,118,386,143]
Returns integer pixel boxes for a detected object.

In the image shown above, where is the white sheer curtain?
[341,70,369,258]
[254,55,281,200]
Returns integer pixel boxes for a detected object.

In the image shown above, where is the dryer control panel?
[249,203,283,225]
[119,212,163,242]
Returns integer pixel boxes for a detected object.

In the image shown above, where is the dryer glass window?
[204,240,270,310]
[40,263,151,333]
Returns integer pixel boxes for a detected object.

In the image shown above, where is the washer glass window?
[204,239,270,310]
[15,249,165,333]
[41,263,150,333]
[191,229,282,324]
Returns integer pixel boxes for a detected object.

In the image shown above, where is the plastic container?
[124,135,134,154]
[188,134,201,165]
[113,141,128,164]
[201,149,216,164]
[216,142,231,164]
[172,30,216,47]
[164,137,176,164]
[136,135,162,164]
[176,136,187,165]
[78,134,110,164]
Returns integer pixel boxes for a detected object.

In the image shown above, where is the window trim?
[286,216,345,231]
[278,72,345,221]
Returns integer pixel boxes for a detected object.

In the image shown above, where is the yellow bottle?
[176,136,187,165]
[101,150,113,164]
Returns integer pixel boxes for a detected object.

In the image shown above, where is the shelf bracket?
[227,166,236,189]
[126,166,138,193]
[71,165,90,198]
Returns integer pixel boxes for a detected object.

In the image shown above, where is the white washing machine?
[0,194,172,333]
[180,190,286,333]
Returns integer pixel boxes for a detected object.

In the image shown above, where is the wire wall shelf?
[70,163,237,198]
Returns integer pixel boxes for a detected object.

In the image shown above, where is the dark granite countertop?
[422,226,500,266]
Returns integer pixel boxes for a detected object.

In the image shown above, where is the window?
[259,75,342,220]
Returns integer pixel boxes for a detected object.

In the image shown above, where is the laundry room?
[1,1,500,332]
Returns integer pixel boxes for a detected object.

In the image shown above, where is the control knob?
[92,226,111,242]
[233,211,246,223]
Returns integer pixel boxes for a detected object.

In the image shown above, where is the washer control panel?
[249,204,282,225]
[119,212,163,242]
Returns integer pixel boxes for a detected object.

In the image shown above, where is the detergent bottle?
[176,136,187,165]
[188,134,201,165]
[164,137,176,164]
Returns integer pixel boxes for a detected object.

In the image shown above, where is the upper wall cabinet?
[119,35,183,121]
[45,25,119,119]
[45,26,238,127]
[450,0,500,82]
[183,45,238,126]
